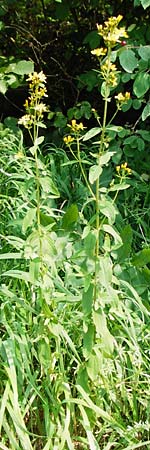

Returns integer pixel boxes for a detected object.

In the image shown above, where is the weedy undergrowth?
[1,15,150,450]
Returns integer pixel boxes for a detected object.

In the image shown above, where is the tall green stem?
[94,49,111,302]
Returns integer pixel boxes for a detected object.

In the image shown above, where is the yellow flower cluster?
[63,135,74,145]
[67,119,86,132]
[91,47,107,57]
[97,15,128,47]
[101,60,118,87]
[18,71,48,129]
[116,162,132,175]
[115,92,130,108]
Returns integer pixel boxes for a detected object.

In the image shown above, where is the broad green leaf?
[82,127,101,141]
[133,72,150,97]
[142,103,150,121]
[62,204,78,228]
[82,283,93,315]
[99,151,114,166]
[13,60,34,75]
[22,208,36,233]
[89,164,102,184]
[140,0,150,8]
[138,45,150,60]
[39,176,60,196]
[132,247,150,267]
[119,49,138,73]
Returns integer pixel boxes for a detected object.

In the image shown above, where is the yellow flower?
[115,92,130,107]
[18,114,34,128]
[100,60,118,87]
[116,162,132,176]
[27,71,47,85]
[91,47,107,57]
[34,103,48,116]
[67,119,86,132]
[97,15,128,47]
[63,135,75,145]
[14,151,24,159]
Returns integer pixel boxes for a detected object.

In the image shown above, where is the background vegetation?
[1,0,150,449]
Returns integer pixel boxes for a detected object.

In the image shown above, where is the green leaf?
[93,309,114,356]
[83,30,100,49]
[119,49,138,73]
[39,177,60,196]
[140,0,150,8]
[54,112,67,128]
[34,136,44,146]
[99,151,114,166]
[62,204,78,229]
[0,252,22,259]
[84,231,96,257]
[133,72,150,97]
[83,127,101,141]
[99,197,117,225]
[13,60,34,75]
[1,270,31,282]
[138,45,150,60]
[109,183,130,192]
[142,103,150,121]
[132,99,142,110]
[102,224,122,249]
[89,164,102,184]
[132,248,150,267]
[87,352,102,381]
[22,208,36,233]
[82,284,93,315]
[0,79,7,94]
[83,323,95,358]
[116,225,133,262]
[101,81,110,98]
